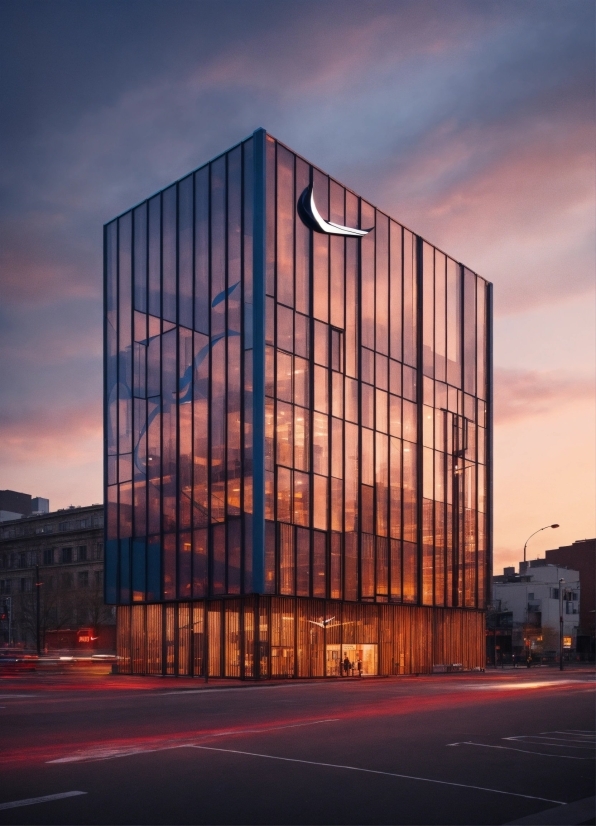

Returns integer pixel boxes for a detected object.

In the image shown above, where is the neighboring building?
[0,489,49,522]
[545,538,595,655]
[0,504,113,648]
[493,561,580,659]
[105,129,492,678]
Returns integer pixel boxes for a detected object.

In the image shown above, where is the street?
[0,668,594,825]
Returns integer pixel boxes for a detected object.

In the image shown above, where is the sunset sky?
[1,0,594,572]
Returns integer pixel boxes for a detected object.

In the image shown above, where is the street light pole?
[523,524,560,564]
[559,577,565,672]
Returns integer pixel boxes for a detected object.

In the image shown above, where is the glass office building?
[105,129,492,677]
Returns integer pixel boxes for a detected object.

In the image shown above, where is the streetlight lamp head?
[551,524,559,529]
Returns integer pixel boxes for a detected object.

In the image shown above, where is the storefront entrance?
[326,643,378,676]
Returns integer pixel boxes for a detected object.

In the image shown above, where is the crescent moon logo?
[297,185,373,237]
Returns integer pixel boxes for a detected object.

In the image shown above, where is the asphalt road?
[0,667,594,825]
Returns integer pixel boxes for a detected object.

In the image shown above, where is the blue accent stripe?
[252,128,266,594]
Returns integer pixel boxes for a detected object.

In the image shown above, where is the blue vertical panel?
[104,539,118,604]
[105,220,119,578]
[193,331,210,527]
[194,166,210,335]
[118,213,133,573]
[210,156,227,528]
[210,157,226,336]
[162,185,177,324]
[146,537,161,601]
[133,203,148,312]
[227,147,242,522]
[252,128,266,593]
[243,139,255,571]
[178,175,193,330]
[120,538,131,604]
[148,196,161,318]
[133,395,147,538]
[132,538,146,601]
[178,327,193,531]
[161,329,177,533]
[118,213,133,457]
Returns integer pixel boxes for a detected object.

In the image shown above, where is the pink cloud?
[494,367,594,425]
[0,403,102,465]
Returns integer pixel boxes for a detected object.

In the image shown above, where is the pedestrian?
[357,658,363,677]
[343,654,350,677]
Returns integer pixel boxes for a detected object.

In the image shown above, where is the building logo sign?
[297,185,373,237]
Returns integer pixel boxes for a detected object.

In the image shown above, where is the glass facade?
[105,129,492,677]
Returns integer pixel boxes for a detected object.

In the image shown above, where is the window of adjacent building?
[94,570,102,586]
[0,580,11,594]
[43,549,54,565]
[528,592,534,599]
[61,547,73,564]
[77,571,89,588]
[19,553,26,568]
[77,546,87,562]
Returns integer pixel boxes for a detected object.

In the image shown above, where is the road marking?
[190,745,566,804]
[467,680,593,691]
[47,718,340,764]
[524,735,596,745]
[543,731,595,739]
[0,791,86,811]
[505,736,594,750]
[0,694,38,700]
[446,741,592,760]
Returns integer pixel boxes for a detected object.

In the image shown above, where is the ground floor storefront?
[115,598,485,678]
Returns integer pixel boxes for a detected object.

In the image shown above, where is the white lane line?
[47,718,340,764]
[528,736,596,745]
[545,731,595,739]
[447,742,592,760]
[505,737,594,750]
[0,791,86,811]
[190,745,566,805]
[0,694,38,700]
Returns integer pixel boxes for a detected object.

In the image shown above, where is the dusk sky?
[0,0,594,572]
